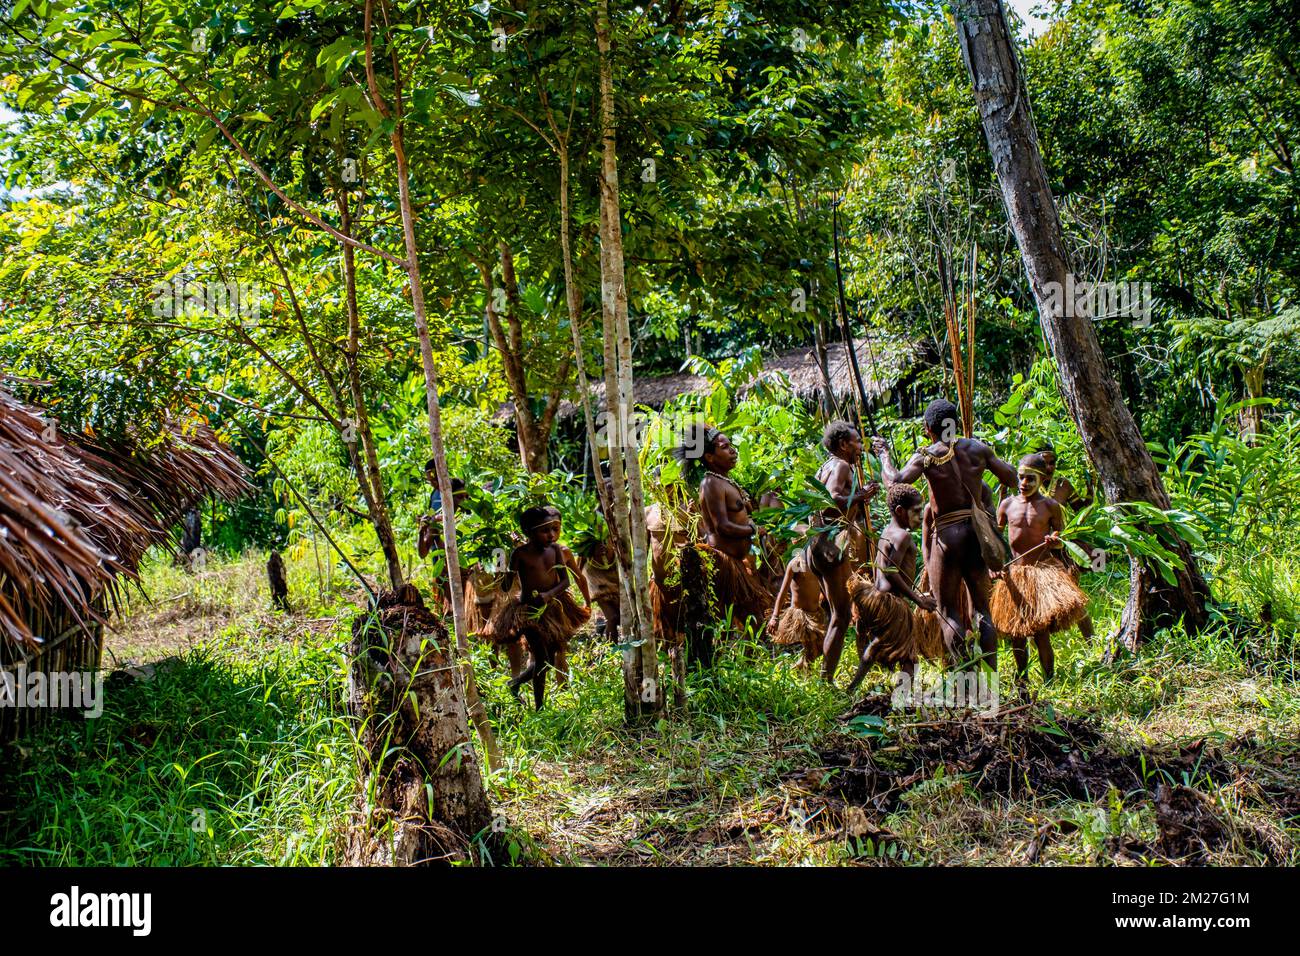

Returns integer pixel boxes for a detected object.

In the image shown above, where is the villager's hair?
[520,504,562,533]
[887,482,923,513]
[1019,453,1050,475]
[672,421,723,483]
[821,419,859,453]
[923,399,959,436]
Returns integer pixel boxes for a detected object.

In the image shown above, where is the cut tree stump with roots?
[343,584,496,866]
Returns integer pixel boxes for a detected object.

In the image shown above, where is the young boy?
[846,483,945,693]
[1033,442,1096,642]
[487,504,592,709]
[990,453,1089,684]
[805,420,880,682]
[767,547,828,669]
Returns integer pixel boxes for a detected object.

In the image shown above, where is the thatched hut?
[0,388,250,740]
[499,334,937,424]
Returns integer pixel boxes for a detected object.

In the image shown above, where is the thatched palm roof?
[0,388,250,651]
[499,335,926,421]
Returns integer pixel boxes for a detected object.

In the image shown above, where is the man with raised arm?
[873,399,1018,669]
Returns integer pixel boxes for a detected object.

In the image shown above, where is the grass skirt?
[990,561,1088,640]
[485,588,591,653]
[692,542,774,627]
[773,604,826,661]
[851,580,945,667]
[463,569,513,641]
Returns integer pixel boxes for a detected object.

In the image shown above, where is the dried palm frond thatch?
[0,388,251,651]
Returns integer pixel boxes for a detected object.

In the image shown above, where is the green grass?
[2,544,1297,866]
[0,616,359,865]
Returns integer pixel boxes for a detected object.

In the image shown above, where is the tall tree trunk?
[339,191,406,588]
[367,0,500,781]
[597,0,661,720]
[478,242,570,473]
[952,0,1209,650]
[344,587,494,864]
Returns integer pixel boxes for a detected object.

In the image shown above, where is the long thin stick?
[832,199,879,437]
[1000,538,1051,569]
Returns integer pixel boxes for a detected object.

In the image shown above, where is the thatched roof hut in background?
[0,388,250,738]
[499,334,935,423]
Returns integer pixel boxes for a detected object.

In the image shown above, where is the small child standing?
[846,483,944,693]
[487,504,591,709]
[767,547,827,669]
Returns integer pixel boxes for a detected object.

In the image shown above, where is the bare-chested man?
[874,399,1017,669]
[808,420,879,681]
[990,454,1089,684]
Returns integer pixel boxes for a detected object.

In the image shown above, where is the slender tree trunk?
[558,147,613,519]
[368,0,500,776]
[339,192,405,588]
[810,306,836,418]
[952,0,1209,649]
[597,0,661,720]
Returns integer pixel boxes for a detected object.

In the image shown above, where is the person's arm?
[768,561,795,629]
[701,478,756,537]
[563,547,591,604]
[824,462,879,515]
[997,498,1009,532]
[1045,500,1065,549]
[418,516,435,558]
[874,439,925,485]
[984,445,1019,491]
[880,539,935,610]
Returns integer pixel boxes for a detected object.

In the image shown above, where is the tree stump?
[343,585,495,866]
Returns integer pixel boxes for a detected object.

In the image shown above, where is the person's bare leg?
[820,562,854,682]
[554,644,569,688]
[509,631,544,702]
[1078,613,1094,642]
[1033,631,1055,683]
[845,637,880,694]
[932,543,970,668]
[530,641,552,710]
[1011,637,1030,685]
[964,564,998,671]
[598,598,620,643]
[505,640,525,680]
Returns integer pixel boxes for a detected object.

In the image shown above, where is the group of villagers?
[420,397,1095,710]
